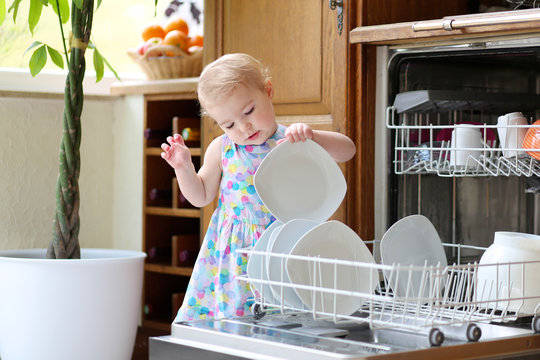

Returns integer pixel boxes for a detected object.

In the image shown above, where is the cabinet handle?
[329,0,343,35]
[412,8,540,32]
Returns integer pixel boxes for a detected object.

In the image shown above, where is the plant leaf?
[0,0,6,26]
[24,41,43,56]
[47,45,64,69]
[29,45,47,77]
[48,0,69,24]
[38,0,48,5]
[93,49,104,82]
[72,0,82,10]
[28,0,43,34]
[100,49,121,81]
[8,0,22,22]
[96,0,101,10]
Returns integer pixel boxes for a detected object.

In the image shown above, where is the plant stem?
[54,0,69,67]
[47,0,94,259]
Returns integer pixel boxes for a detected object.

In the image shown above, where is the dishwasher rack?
[387,106,540,177]
[237,242,540,347]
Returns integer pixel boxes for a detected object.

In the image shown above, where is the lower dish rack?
[237,242,540,347]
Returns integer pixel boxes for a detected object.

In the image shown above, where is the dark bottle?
[144,128,170,140]
[147,246,172,260]
[181,127,201,142]
[149,188,172,201]
[143,303,153,316]
[172,186,192,208]
[177,249,197,266]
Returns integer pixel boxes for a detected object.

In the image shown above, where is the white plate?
[286,221,378,316]
[254,140,347,223]
[267,219,319,309]
[246,220,283,304]
[380,215,447,298]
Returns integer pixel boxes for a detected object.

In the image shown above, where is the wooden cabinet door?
[203,0,350,225]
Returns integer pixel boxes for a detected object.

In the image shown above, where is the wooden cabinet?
[141,87,203,331]
[204,0,350,223]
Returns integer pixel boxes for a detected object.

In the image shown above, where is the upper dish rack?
[388,90,540,177]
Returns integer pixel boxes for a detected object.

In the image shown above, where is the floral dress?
[174,125,286,322]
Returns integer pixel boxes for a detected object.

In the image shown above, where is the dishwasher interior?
[379,39,540,260]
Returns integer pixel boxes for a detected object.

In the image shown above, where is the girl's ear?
[264,80,274,100]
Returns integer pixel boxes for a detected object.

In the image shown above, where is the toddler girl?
[161,53,356,321]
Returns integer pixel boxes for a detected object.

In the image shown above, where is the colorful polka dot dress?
[174,125,286,322]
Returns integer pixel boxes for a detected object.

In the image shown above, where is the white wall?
[0,94,143,251]
[112,95,144,251]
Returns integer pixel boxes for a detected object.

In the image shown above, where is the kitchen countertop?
[109,77,198,96]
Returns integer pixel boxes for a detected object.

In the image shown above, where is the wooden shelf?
[142,319,172,332]
[145,263,194,276]
[146,147,201,157]
[141,91,201,331]
[145,206,200,218]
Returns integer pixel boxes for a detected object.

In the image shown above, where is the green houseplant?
[0,1,148,359]
[0,0,119,259]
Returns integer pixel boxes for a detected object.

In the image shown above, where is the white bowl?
[266,219,319,309]
[246,220,283,304]
[286,221,378,316]
[380,215,447,298]
[477,231,540,314]
[254,140,347,223]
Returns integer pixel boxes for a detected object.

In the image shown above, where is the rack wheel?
[466,323,482,342]
[429,328,444,347]
[533,315,540,333]
[252,304,266,319]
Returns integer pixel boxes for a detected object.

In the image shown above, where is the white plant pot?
[0,248,146,360]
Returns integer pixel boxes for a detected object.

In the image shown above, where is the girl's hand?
[279,123,314,144]
[161,134,192,170]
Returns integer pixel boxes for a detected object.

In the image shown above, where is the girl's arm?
[283,123,356,163]
[161,135,222,207]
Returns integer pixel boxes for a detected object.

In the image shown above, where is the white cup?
[478,231,540,314]
[497,112,528,158]
[450,125,483,169]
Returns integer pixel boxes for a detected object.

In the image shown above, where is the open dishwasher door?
[149,313,540,359]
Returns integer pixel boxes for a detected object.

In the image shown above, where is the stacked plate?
[248,140,377,316]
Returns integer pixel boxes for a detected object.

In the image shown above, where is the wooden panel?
[350,19,540,46]
[361,0,470,26]
[223,0,322,105]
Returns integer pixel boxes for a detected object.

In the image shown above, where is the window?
[0,0,204,75]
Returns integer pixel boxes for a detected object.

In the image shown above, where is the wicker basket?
[127,45,203,80]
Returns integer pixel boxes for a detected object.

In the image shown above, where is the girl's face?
[205,82,277,146]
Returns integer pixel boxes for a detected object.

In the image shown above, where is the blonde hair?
[197,53,270,115]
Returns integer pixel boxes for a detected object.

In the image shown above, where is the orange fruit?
[164,17,189,36]
[187,35,203,48]
[162,30,189,52]
[142,23,166,41]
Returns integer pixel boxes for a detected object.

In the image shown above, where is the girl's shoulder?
[206,135,224,158]
[275,124,287,138]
